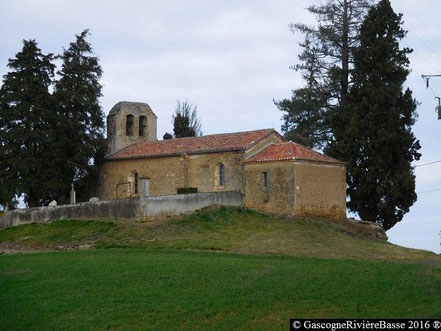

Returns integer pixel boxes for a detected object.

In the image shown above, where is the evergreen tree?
[0,153,18,211]
[0,40,58,207]
[172,101,202,138]
[0,116,18,210]
[275,35,329,149]
[54,30,106,202]
[279,0,373,148]
[328,0,421,230]
[294,0,373,107]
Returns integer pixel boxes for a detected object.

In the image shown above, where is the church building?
[98,101,347,218]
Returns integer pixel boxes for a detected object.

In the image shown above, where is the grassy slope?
[1,249,441,330]
[0,207,439,263]
[1,207,440,329]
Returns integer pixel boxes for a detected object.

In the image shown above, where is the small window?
[126,114,134,136]
[129,171,138,195]
[134,172,138,194]
[219,164,225,186]
[139,115,147,137]
[263,172,269,188]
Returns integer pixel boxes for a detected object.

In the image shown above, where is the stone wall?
[0,192,243,230]
[294,161,346,219]
[244,161,296,214]
[0,198,139,230]
[139,191,243,218]
[99,151,244,200]
[244,160,346,218]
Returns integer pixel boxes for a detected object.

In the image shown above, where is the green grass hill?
[0,206,438,263]
[0,206,440,329]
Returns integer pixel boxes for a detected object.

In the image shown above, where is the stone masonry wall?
[0,198,139,230]
[244,161,295,214]
[294,161,346,219]
[0,192,244,230]
[245,160,346,218]
[99,151,244,200]
[139,191,243,218]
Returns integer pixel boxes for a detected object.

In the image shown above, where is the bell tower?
[106,101,157,155]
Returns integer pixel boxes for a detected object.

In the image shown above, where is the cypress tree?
[54,30,106,201]
[0,40,58,207]
[328,0,421,230]
[0,142,18,210]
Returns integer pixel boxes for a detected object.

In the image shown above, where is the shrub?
[177,187,198,194]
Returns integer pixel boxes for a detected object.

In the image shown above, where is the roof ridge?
[158,128,275,143]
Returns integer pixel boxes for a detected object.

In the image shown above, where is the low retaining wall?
[0,198,139,230]
[0,191,244,230]
[139,191,243,217]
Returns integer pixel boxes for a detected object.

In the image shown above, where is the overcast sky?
[1,0,440,253]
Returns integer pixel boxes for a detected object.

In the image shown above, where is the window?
[139,115,147,137]
[126,114,134,136]
[134,172,138,194]
[219,164,225,186]
[262,172,269,188]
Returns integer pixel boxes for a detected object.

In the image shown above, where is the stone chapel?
[98,101,347,218]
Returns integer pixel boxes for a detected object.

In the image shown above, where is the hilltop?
[0,206,438,263]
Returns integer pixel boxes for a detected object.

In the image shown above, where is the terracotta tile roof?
[246,141,345,165]
[107,129,280,160]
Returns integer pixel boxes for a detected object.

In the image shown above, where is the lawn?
[1,249,440,330]
[0,206,439,263]
[1,207,440,329]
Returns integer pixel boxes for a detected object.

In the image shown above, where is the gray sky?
[1,0,440,253]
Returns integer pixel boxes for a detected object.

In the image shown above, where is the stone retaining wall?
[139,191,243,217]
[0,191,244,230]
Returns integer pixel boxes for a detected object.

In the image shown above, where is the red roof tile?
[107,129,280,160]
[246,141,345,165]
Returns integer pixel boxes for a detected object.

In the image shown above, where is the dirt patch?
[0,246,56,255]
[327,218,388,241]
[0,241,95,255]
[274,213,388,241]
